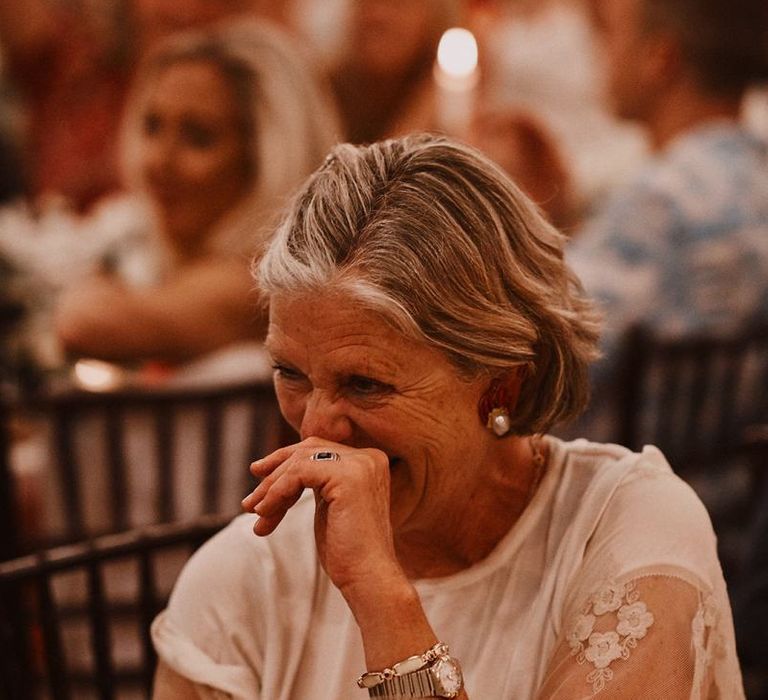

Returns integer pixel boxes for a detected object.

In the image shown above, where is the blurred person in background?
[0,0,291,214]
[564,0,768,442]
[324,0,616,229]
[52,19,339,380]
[469,108,576,229]
[135,0,297,49]
[470,0,649,228]
[329,0,460,144]
[0,0,132,211]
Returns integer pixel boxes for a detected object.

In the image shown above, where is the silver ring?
[311,450,340,462]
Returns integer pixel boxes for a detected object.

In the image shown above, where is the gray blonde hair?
[258,134,600,434]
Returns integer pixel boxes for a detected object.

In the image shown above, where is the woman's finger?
[243,440,339,511]
[248,442,298,477]
[252,456,340,517]
[249,436,343,477]
[241,459,292,511]
[248,459,336,535]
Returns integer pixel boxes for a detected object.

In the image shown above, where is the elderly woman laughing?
[152,134,743,699]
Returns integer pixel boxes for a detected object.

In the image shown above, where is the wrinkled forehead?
[265,291,436,376]
[267,290,403,343]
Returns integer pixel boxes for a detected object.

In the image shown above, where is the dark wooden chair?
[727,425,768,700]
[615,322,768,576]
[3,379,294,558]
[0,514,231,700]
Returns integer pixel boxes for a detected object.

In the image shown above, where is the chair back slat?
[139,548,158,698]
[716,344,742,448]
[0,583,34,697]
[247,402,271,487]
[105,405,130,534]
[86,559,114,700]
[53,408,85,543]
[203,399,223,514]
[0,401,19,560]
[616,325,650,450]
[154,405,176,522]
[37,569,69,700]
[154,406,174,523]
[654,345,683,453]
[681,343,712,450]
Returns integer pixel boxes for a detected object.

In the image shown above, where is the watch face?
[434,656,463,696]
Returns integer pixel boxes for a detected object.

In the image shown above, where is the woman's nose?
[143,133,177,179]
[299,390,353,444]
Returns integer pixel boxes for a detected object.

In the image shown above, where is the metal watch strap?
[368,667,436,698]
[357,642,448,689]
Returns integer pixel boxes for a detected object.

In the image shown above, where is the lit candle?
[434,27,479,139]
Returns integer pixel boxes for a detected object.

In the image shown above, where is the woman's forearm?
[345,574,469,700]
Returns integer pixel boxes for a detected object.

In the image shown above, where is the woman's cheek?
[275,384,306,432]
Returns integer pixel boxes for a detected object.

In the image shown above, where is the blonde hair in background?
[258,133,601,434]
[121,17,341,258]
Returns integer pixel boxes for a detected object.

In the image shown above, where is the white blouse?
[152,437,744,699]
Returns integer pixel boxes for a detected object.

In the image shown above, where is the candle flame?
[437,28,478,79]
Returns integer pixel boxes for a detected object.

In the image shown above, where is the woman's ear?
[478,367,527,437]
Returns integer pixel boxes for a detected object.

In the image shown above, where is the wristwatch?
[367,652,463,698]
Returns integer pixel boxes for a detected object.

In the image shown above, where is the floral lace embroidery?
[567,580,655,694]
[692,593,718,659]
[691,592,722,697]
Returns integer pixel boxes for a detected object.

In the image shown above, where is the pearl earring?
[479,375,521,438]
[487,407,511,436]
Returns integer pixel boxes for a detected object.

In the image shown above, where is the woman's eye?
[272,363,304,381]
[346,376,393,397]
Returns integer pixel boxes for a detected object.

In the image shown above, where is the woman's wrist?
[344,577,439,672]
[342,568,420,628]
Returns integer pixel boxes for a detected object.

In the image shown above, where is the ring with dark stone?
[310,451,341,462]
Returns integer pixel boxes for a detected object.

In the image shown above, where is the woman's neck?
[394,435,547,579]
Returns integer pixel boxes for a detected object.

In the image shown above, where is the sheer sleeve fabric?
[538,571,739,699]
[537,449,744,698]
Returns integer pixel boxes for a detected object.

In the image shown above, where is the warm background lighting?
[73,359,123,392]
[437,28,478,81]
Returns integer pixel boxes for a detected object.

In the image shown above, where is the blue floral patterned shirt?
[565,121,768,441]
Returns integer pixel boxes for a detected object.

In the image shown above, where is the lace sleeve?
[536,571,743,699]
